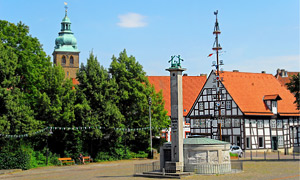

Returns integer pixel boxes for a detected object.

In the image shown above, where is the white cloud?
[117,13,147,28]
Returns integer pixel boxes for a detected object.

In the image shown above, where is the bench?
[58,157,75,166]
[82,156,93,163]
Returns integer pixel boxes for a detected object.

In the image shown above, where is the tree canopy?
[0,20,169,163]
[286,73,300,110]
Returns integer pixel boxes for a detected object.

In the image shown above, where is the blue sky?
[0,0,299,76]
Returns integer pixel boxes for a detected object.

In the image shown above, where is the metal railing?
[134,161,243,175]
[242,151,300,161]
[134,161,160,174]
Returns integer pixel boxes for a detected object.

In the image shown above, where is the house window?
[204,102,208,109]
[208,95,212,101]
[200,119,205,128]
[185,118,191,124]
[207,89,212,95]
[272,101,277,114]
[220,119,224,127]
[278,136,283,147]
[226,101,231,109]
[234,119,240,127]
[246,137,250,149]
[221,109,225,116]
[259,137,264,148]
[266,100,271,109]
[225,118,231,127]
[206,120,211,128]
[194,119,200,128]
[277,120,282,128]
[70,56,74,65]
[271,120,276,128]
[199,102,203,110]
[212,95,216,101]
[258,120,263,128]
[61,56,66,65]
[221,101,225,108]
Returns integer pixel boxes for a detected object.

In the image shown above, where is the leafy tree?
[109,49,169,152]
[76,52,124,157]
[286,73,300,110]
[0,20,76,157]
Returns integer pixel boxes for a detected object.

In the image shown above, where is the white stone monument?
[165,55,185,172]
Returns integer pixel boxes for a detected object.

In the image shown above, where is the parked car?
[230,145,243,157]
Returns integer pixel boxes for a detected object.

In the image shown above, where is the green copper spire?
[54,5,79,52]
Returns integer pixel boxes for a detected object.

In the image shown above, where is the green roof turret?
[54,5,79,53]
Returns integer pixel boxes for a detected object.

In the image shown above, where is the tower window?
[67,71,69,77]
[61,56,66,65]
[70,56,74,65]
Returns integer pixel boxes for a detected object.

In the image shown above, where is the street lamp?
[148,97,152,158]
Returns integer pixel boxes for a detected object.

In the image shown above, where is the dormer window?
[263,94,282,115]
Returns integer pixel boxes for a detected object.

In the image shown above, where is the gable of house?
[188,71,243,118]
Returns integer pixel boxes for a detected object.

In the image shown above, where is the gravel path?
[0,159,299,180]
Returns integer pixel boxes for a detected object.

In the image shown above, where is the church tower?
[53,5,80,79]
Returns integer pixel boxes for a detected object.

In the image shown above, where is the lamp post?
[148,97,152,158]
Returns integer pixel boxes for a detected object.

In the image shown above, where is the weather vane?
[64,2,68,15]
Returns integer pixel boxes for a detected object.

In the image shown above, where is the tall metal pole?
[148,97,152,157]
[212,10,223,141]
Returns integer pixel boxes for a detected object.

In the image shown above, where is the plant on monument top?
[109,49,169,152]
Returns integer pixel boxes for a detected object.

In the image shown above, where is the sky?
[0,0,299,76]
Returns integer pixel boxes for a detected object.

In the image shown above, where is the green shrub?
[0,150,31,170]
[136,151,148,158]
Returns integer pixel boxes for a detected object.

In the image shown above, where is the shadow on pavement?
[95,175,133,178]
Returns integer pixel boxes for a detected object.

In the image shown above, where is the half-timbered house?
[188,70,300,152]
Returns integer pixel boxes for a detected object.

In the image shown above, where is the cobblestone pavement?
[0,159,299,180]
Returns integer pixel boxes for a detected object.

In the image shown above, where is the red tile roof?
[275,72,299,87]
[220,71,299,116]
[148,76,206,116]
[263,94,282,101]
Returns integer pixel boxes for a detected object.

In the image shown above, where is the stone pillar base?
[165,161,183,173]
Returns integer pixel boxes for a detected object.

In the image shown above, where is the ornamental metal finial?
[64,2,68,15]
[168,55,184,68]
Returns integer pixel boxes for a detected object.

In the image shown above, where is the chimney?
[233,70,239,72]
[276,68,281,75]
[261,71,266,74]
[200,74,207,77]
[281,69,286,77]
[183,73,188,76]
